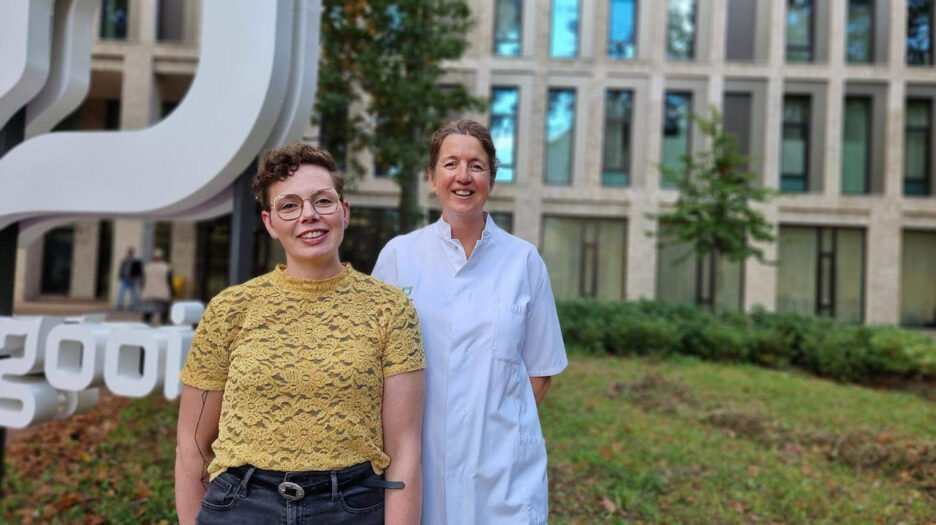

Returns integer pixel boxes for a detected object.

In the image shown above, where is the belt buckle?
[278,481,305,501]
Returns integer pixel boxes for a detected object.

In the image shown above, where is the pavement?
[13,297,149,322]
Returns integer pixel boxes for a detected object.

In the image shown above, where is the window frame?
[846,0,875,63]
[602,89,634,186]
[781,94,811,193]
[493,0,524,57]
[549,0,582,58]
[661,90,694,187]
[666,0,698,61]
[608,0,639,60]
[841,95,873,195]
[905,97,933,196]
[786,0,815,62]
[544,87,578,185]
[907,0,935,66]
[539,215,628,299]
[489,86,520,184]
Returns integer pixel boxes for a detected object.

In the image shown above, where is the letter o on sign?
[104,328,168,397]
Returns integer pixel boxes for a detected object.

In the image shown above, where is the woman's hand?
[175,385,223,525]
[382,370,425,525]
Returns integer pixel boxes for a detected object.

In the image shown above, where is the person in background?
[140,248,173,325]
[372,119,568,524]
[116,247,142,311]
[175,143,425,524]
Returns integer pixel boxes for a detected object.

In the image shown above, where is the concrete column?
[707,0,728,66]
[170,221,197,298]
[884,80,906,197]
[890,0,908,67]
[823,78,844,195]
[625,201,658,300]
[108,219,145,306]
[69,220,100,299]
[866,204,902,323]
[18,239,43,301]
[120,49,155,129]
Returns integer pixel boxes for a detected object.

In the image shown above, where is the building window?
[901,230,936,326]
[905,99,932,196]
[158,0,185,41]
[100,0,129,40]
[41,227,75,295]
[726,0,757,61]
[786,0,814,62]
[494,0,522,56]
[545,88,576,185]
[661,92,692,188]
[841,96,872,194]
[608,0,637,59]
[602,90,633,186]
[847,0,874,63]
[781,95,810,192]
[723,92,753,158]
[667,0,696,60]
[550,0,580,58]
[776,226,865,323]
[656,236,743,312]
[374,115,398,179]
[490,87,519,183]
[908,0,934,65]
[341,207,399,275]
[541,217,627,300]
[319,104,349,173]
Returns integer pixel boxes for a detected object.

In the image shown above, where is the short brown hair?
[428,119,499,179]
[252,142,345,210]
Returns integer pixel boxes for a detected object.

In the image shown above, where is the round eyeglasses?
[272,188,342,221]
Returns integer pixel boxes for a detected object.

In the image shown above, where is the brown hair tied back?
[428,119,499,180]
[252,142,344,210]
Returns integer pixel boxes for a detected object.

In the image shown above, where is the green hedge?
[556,299,936,384]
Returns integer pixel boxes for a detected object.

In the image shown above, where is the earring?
[271,233,278,239]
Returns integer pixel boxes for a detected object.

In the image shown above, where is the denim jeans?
[195,462,392,525]
[116,279,139,310]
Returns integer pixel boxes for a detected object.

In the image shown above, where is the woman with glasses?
[175,143,426,524]
[373,120,567,524]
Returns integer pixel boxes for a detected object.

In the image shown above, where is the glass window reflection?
[847,0,874,63]
[667,0,696,60]
[490,87,519,183]
[781,95,810,192]
[100,0,129,40]
[545,89,576,185]
[550,0,580,58]
[603,90,633,186]
[905,99,932,196]
[908,0,934,65]
[494,0,522,56]
[786,0,813,62]
[608,0,637,59]
[661,92,692,188]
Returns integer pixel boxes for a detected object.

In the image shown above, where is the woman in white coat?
[372,119,567,524]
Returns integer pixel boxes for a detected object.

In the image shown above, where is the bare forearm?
[383,449,422,525]
[530,376,552,405]
[175,451,209,525]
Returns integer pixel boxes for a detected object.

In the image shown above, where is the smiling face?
[260,164,349,274]
[429,134,494,221]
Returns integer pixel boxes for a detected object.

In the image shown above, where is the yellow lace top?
[179,264,425,480]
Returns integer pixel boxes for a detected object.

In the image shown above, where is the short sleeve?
[371,241,398,285]
[381,295,426,377]
[521,257,568,377]
[179,292,242,391]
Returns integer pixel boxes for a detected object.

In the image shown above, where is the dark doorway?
[41,227,75,295]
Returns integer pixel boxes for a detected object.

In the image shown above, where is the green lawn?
[4,355,936,523]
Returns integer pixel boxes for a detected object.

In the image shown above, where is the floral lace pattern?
[179,265,425,480]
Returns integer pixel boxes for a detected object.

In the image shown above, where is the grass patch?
[3,355,936,522]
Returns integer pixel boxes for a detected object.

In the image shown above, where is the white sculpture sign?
[0,302,204,429]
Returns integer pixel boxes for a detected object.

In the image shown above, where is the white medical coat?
[372,215,568,525]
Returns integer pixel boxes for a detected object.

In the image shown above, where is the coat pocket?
[494,302,527,364]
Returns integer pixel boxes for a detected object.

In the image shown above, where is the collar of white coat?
[432,212,499,244]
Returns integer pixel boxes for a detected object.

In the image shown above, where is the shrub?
[556,299,936,385]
